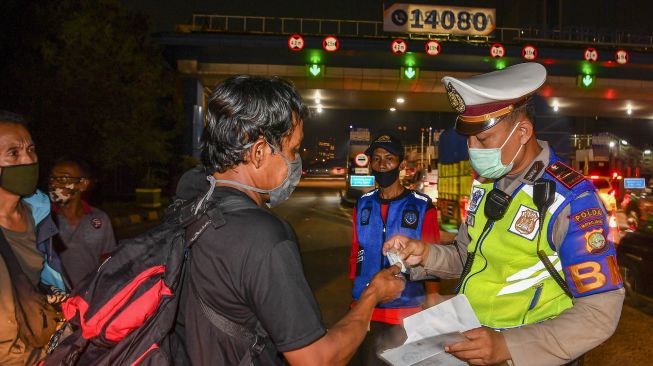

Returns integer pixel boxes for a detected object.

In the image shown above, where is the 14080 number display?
[383,3,496,36]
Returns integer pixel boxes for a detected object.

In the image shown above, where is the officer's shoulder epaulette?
[545,161,585,189]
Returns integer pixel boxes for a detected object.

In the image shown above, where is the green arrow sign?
[309,64,321,76]
[404,67,416,79]
[577,73,596,88]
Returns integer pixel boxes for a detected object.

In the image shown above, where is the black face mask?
[0,162,39,196]
[372,167,400,188]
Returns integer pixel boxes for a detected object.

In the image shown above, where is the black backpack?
[42,192,271,366]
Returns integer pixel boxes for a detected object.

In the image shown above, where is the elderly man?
[0,110,67,365]
[384,63,624,366]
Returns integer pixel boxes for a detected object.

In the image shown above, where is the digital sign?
[350,175,375,187]
[624,178,646,189]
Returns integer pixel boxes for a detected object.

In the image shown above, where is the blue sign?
[351,175,375,187]
[624,178,646,189]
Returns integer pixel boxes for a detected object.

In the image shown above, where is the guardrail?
[183,14,653,48]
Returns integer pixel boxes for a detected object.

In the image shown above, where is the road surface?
[114,178,653,365]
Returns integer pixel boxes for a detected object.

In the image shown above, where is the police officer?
[350,135,441,364]
[384,63,624,366]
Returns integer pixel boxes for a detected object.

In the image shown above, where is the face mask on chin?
[0,162,39,196]
[468,122,524,179]
[213,141,302,208]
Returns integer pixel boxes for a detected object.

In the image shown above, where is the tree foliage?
[0,0,182,196]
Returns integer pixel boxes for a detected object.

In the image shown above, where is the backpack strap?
[187,192,270,365]
[190,278,271,366]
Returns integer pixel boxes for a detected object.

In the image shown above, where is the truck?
[436,128,473,229]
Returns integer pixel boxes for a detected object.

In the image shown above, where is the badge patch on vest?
[360,207,371,225]
[90,218,102,229]
[546,161,584,189]
[584,228,607,254]
[509,205,540,240]
[468,186,486,214]
[401,210,419,229]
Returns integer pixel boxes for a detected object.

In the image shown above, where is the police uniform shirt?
[411,141,625,366]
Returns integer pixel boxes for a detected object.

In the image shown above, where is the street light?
[609,141,616,148]
[396,97,405,104]
[645,149,651,155]
[390,107,396,112]
[621,140,628,145]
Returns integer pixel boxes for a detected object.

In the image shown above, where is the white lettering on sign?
[391,39,407,54]
[490,43,505,58]
[425,40,441,56]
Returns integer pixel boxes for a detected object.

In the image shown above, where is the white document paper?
[378,295,481,366]
[403,294,481,343]
[379,333,468,366]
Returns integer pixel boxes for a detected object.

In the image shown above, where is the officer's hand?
[366,265,406,304]
[444,327,511,365]
[383,235,430,266]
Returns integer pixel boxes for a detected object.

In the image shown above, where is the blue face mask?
[468,123,523,179]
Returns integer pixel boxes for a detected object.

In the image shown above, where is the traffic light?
[306,63,325,78]
[400,66,419,80]
[577,73,596,88]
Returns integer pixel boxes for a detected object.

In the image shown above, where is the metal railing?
[188,14,385,38]
[184,14,653,47]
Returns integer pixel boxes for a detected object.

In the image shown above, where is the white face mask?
[212,141,302,208]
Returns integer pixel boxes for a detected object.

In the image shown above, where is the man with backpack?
[176,75,405,365]
[0,111,68,365]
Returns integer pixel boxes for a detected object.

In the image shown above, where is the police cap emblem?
[446,82,466,114]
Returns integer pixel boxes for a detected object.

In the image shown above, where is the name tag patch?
[509,205,540,240]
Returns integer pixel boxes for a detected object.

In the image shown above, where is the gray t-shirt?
[56,205,116,288]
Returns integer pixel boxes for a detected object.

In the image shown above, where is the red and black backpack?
[42,193,271,366]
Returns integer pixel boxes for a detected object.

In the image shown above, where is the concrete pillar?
[183,77,204,159]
